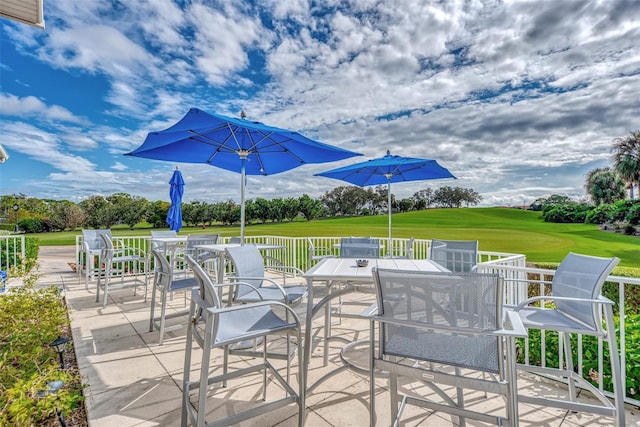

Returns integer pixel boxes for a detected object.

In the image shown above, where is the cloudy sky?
[1,0,639,207]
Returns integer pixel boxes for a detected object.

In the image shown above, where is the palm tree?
[612,130,640,199]
[585,167,625,206]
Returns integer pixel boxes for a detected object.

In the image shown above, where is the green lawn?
[31,207,639,266]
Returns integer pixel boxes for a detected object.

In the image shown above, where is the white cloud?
[0,0,638,206]
[0,94,88,124]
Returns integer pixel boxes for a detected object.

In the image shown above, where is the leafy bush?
[608,200,635,223]
[625,203,640,225]
[0,284,84,426]
[542,203,591,223]
[18,217,47,233]
[584,203,613,224]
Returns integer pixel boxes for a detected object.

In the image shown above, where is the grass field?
[31,207,639,266]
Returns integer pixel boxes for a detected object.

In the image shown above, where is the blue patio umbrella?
[126,108,361,242]
[316,150,456,254]
[166,168,184,232]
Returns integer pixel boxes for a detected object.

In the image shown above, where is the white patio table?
[302,257,446,392]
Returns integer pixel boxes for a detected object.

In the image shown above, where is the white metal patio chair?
[149,248,198,345]
[181,255,304,427]
[225,244,307,306]
[430,239,478,272]
[510,252,625,426]
[79,229,112,289]
[369,268,526,426]
[96,234,148,308]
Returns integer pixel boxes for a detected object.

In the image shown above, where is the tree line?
[0,185,482,232]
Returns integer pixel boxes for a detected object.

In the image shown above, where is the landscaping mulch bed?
[42,315,88,426]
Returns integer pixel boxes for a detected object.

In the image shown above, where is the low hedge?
[0,283,84,426]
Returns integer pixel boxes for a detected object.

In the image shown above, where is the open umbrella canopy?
[315,151,455,186]
[126,108,361,242]
[316,151,455,254]
[166,168,184,232]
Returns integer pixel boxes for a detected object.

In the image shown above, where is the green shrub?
[608,200,635,223]
[584,203,613,224]
[0,284,84,426]
[18,217,47,233]
[626,203,640,225]
[542,203,591,223]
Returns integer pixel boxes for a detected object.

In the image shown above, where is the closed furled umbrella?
[126,108,361,243]
[316,150,455,254]
[166,168,184,232]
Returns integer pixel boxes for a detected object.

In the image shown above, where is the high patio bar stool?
[181,255,304,427]
[96,234,148,308]
[509,252,625,426]
[369,268,526,426]
[149,248,197,345]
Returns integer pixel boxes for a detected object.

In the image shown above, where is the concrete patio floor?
[27,245,638,426]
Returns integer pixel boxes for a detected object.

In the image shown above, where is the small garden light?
[49,336,71,369]
[36,380,67,427]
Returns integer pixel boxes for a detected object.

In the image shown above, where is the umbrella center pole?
[240,155,247,245]
[387,181,392,257]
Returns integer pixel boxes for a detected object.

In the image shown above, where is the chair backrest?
[340,237,380,258]
[225,245,265,299]
[99,233,115,263]
[430,239,478,272]
[185,254,221,311]
[150,230,178,250]
[228,236,242,244]
[151,248,172,288]
[372,268,504,373]
[404,237,415,259]
[151,230,178,238]
[306,238,316,256]
[185,234,219,261]
[552,252,619,330]
[82,229,112,251]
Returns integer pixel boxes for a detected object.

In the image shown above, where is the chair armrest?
[207,300,302,326]
[220,280,266,301]
[500,310,528,338]
[514,295,613,310]
[230,276,288,300]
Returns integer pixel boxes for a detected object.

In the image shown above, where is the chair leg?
[604,305,626,427]
[181,303,195,427]
[197,318,215,427]
[149,273,158,332]
[369,323,377,427]
[159,287,168,345]
[102,265,110,308]
[561,332,577,402]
